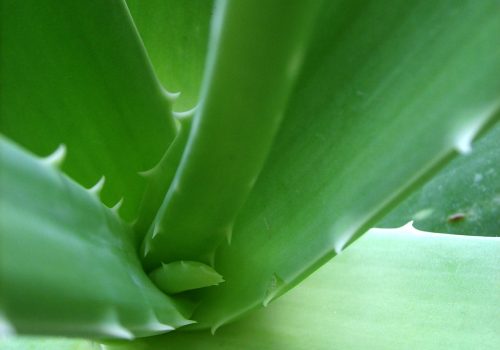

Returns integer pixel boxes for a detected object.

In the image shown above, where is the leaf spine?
[110,197,123,214]
[173,105,197,120]
[41,144,66,168]
[88,176,106,197]
[163,88,181,102]
[152,223,162,239]
[100,309,134,340]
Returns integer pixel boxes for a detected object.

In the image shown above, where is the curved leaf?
[0,0,177,221]
[192,0,500,328]
[380,123,500,237]
[0,137,191,339]
[106,226,500,349]
[141,0,322,269]
[126,0,213,110]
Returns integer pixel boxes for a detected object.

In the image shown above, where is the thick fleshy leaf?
[0,337,94,350]
[126,0,213,110]
[380,123,500,237]
[192,0,500,327]
[140,0,322,269]
[149,261,224,294]
[0,0,177,221]
[0,137,191,339]
[105,226,500,350]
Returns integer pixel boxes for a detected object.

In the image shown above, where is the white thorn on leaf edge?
[88,176,106,197]
[173,106,197,119]
[454,128,475,155]
[143,237,153,258]
[140,312,175,333]
[453,101,500,155]
[163,89,181,102]
[110,198,123,214]
[224,226,233,245]
[138,167,155,178]
[100,322,134,340]
[41,144,66,168]
[262,273,285,307]
[370,221,420,236]
[402,220,416,230]
[210,321,223,335]
[333,229,355,255]
[152,223,161,239]
[0,311,16,336]
[209,305,255,335]
[100,309,134,340]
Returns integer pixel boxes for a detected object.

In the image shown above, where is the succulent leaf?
[190,0,500,328]
[0,137,191,339]
[0,0,177,221]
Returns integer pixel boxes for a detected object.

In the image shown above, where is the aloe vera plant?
[1,0,499,349]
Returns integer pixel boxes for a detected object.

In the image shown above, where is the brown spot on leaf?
[447,213,465,223]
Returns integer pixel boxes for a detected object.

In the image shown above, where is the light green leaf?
[191,0,500,328]
[141,0,322,269]
[0,0,177,221]
[380,123,500,237]
[126,0,213,110]
[105,226,500,350]
[0,137,191,339]
[149,261,224,294]
[0,337,95,350]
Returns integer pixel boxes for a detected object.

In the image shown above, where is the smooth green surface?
[106,227,500,349]
[0,337,95,350]
[149,261,224,295]
[0,0,176,221]
[141,0,321,269]
[191,0,500,327]
[126,0,213,110]
[380,123,500,237]
[0,137,190,339]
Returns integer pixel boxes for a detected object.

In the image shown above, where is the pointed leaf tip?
[149,261,224,294]
[263,273,286,307]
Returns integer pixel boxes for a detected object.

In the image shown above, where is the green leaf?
[191,0,500,328]
[133,115,193,241]
[0,0,177,221]
[0,137,191,339]
[105,226,500,350]
[380,123,500,237]
[141,0,322,269]
[126,0,213,110]
[149,261,224,294]
[0,337,95,350]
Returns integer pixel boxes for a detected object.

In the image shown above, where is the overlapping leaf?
[0,0,177,221]
[126,0,213,110]
[190,0,500,328]
[106,226,500,350]
[0,137,190,339]
[140,0,321,269]
[380,123,500,237]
